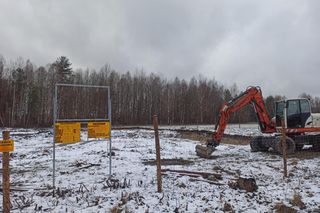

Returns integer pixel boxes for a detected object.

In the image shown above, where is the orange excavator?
[196,86,320,158]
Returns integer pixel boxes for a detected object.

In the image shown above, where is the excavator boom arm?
[212,86,275,144]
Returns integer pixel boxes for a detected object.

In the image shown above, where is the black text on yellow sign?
[88,122,110,139]
[0,139,14,152]
[55,122,81,143]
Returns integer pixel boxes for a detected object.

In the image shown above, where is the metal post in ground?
[108,89,112,176]
[53,84,57,196]
[153,115,162,193]
[281,119,288,178]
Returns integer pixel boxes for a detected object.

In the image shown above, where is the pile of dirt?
[177,129,251,145]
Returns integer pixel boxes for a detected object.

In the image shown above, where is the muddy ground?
[176,129,251,145]
[176,129,320,160]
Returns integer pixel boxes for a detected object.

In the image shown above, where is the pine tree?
[53,56,73,83]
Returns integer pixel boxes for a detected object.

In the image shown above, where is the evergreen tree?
[53,56,73,83]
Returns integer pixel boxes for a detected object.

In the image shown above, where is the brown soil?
[221,136,251,145]
[142,158,194,166]
[288,150,320,159]
[177,130,251,145]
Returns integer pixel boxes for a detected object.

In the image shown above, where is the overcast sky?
[0,0,319,97]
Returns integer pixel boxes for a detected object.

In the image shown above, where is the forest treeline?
[1,55,320,127]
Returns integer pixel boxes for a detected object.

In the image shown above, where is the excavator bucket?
[195,145,215,158]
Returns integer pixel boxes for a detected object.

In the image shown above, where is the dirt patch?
[177,130,320,158]
[288,150,320,159]
[221,136,251,145]
[142,158,194,166]
[177,130,251,145]
[177,130,211,142]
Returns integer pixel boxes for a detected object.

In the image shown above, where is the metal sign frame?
[52,83,112,191]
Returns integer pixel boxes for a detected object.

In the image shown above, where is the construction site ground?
[0,125,319,212]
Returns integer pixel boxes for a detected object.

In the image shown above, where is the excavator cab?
[275,99,311,128]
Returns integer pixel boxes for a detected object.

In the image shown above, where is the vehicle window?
[276,101,285,118]
[300,99,311,113]
[288,100,300,116]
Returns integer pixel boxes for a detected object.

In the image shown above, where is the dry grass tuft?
[290,194,306,210]
[223,202,235,213]
[110,205,122,213]
[273,203,297,213]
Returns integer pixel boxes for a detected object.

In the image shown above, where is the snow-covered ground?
[0,128,319,212]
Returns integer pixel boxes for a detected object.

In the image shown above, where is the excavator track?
[250,136,296,154]
[292,134,320,151]
[250,134,320,154]
[250,136,270,152]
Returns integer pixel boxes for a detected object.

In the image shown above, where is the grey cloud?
[0,0,320,97]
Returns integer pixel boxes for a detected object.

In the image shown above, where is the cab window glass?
[288,100,300,116]
[276,102,285,118]
[300,99,310,113]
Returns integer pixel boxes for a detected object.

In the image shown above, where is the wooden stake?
[2,131,11,213]
[281,120,288,178]
[153,115,162,193]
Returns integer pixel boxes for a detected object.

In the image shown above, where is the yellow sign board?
[55,122,81,143]
[0,139,14,152]
[88,122,110,139]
